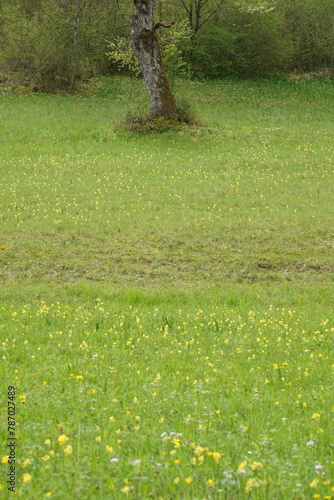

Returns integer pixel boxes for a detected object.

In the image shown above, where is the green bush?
[186,26,246,77]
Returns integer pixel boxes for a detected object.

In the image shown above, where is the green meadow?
[0,77,333,499]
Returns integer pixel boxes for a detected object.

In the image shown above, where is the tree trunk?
[132,0,177,120]
[70,0,81,84]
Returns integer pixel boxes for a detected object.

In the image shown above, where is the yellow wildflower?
[57,435,69,446]
[251,461,263,470]
[238,460,248,472]
[63,445,72,455]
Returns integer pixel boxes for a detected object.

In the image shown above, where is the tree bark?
[132,0,177,120]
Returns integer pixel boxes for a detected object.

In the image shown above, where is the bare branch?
[179,0,191,16]
[197,0,225,30]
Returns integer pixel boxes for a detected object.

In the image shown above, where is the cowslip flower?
[251,461,263,470]
[22,458,31,468]
[22,473,32,483]
[237,461,248,473]
[57,435,69,446]
[63,445,72,455]
[245,478,262,493]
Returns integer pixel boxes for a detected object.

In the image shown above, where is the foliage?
[0,0,74,91]
[106,19,192,80]
[229,8,293,74]
[0,0,334,86]
[187,26,246,77]
[106,36,141,76]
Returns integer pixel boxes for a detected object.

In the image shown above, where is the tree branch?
[179,0,191,16]
[140,20,175,37]
[152,20,175,32]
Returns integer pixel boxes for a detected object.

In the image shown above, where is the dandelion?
[309,478,319,488]
[121,486,130,494]
[22,458,31,468]
[207,478,214,487]
[76,375,83,380]
[184,476,193,484]
[212,451,221,464]
[95,436,101,442]
[22,473,32,483]
[106,446,113,453]
[57,434,69,446]
[174,477,180,484]
[44,439,51,446]
[1,456,9,464]
[312,413,321,420]
[45,493,52,498]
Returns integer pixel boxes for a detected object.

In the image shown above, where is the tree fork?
[132,0,177,120]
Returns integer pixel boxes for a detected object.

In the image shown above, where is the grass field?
[0,76,334,499]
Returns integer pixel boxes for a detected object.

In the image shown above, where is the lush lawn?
[0,77,333,499]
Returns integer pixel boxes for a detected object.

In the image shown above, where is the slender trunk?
[70,0,81,83]
[132,0,176,120]
[195,0,201,34]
